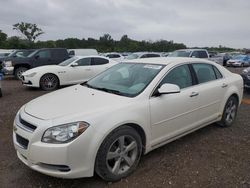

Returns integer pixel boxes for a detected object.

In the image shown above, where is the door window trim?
[150,62,195,98]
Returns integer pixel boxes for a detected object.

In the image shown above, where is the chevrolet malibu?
[13,57,243,181]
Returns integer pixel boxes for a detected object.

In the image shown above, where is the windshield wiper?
[82,83,126,96]
[94,87,123,95]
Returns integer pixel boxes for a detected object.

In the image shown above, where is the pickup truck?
[0,49,35,70]
[2,48,69,79]
[168,49,224,65]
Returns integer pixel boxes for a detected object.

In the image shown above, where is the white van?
[68,49,98,56]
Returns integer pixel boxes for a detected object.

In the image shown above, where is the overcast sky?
[0,0,249,48]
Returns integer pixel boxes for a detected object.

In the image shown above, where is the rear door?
[33,50,52,67]
[91,57,110,75]
[191,63,227,124]
[52,49,68,65]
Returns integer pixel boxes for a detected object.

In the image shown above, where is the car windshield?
[232,55,245,60]
[84,63,164,97]
[59,57,78,66]
[28,50,39,57]
[168,50,191,57]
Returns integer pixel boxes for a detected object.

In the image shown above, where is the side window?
[113,54,120,58]
[37,50,51,58]
[76,58,91,66]
[160,65,193,89]
[213,66,223,79]
[191,51,199,58]
[91,58,109,65]
[192,63,217,83]
[198,51,208,58]
[140,54,147,58]
[147,54,160,58]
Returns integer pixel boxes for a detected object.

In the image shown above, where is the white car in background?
[126,52,161,60]
[105,53,124,62]
[21,56,117,90]
[14,57,243,181]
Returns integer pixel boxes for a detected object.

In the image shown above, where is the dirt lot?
[0,68,250,188]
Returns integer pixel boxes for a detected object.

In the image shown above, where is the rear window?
[91,57,109,65]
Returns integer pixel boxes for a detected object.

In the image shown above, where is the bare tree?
[13,22,44,42]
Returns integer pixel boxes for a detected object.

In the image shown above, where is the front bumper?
[2,66,14,75]
[13,110,99,178]
[21,76,39,88]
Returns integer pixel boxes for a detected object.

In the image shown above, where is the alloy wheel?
[106,135,138,175]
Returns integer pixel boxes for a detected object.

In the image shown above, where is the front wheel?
[0,88,2,97]
[95,126,142,182]
[40,73,59,91]
[217,96,238,127]
[15,67,28,80]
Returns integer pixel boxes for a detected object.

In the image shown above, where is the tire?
[217,96,238,127]
[40,73,59,91]
[95,126,142,182]
[14,67,28,80]
[0,88,2,97]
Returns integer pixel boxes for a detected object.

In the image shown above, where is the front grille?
[16,134,29,149]
[18,115,37,132]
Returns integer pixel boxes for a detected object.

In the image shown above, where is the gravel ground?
[0,67,250,188]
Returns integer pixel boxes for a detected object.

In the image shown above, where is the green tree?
[0,30,7,47]
[13,22,44,42]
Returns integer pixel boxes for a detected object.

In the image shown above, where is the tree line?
[0,22,236,53]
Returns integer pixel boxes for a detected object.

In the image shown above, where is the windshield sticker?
[144,65,162,70]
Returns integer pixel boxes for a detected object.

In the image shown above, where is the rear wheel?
[217,96,238,127]
[15,67,28,80]
[40,73,59,91]
[95,126,142,182]
[0,88,2,97]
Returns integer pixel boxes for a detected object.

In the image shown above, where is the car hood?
[24,85,131,120]
[23,65,62,75]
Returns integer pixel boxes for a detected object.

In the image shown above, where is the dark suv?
[2,48,69,79]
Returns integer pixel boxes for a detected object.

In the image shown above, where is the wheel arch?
[14,64,31,74]
[39,73,60,88]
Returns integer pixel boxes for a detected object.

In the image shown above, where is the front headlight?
[4,61,12,67]
[25,72,37,77]
[42,121,89,144]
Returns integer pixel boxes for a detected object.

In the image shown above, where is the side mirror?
[35,55,39,59]
[71,62,78,67]
[69,50,75,56]
[157,83,180,95]
[191,55,197,58]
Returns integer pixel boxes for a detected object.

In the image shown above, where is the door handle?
[190,91,199,97]
[221,83,228,88]
[85,68,91,71]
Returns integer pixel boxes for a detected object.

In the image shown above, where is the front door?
[149,64,200,147]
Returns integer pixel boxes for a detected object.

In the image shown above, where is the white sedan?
[21,56,117,90]
[13,57,243,181]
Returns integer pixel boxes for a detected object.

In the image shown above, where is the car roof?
[176,49,207,52]
[124,57,213,65]
[74,55,109,59]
